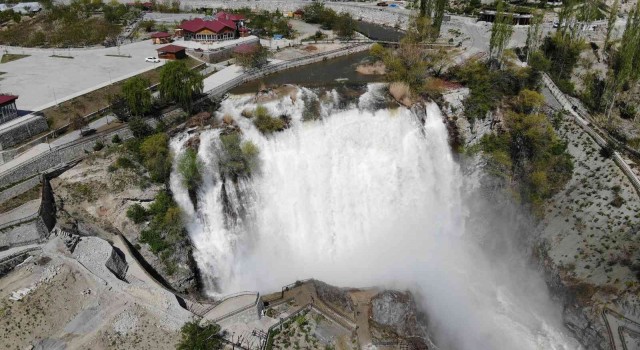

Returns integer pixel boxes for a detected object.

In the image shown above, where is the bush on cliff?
[253,106,286,134]
[218,132,259,181]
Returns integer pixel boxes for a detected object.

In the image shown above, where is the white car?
[145,57,160,63]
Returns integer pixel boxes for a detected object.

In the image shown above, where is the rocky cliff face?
[370,290,428,341]
[443,88,640,349]
[50,150,198,294]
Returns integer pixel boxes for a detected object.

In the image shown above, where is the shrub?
[219,132,260,180]
[126,204,148,224]
[93,141,104,151]
[111,134,122,144]
[129,117,152,138]
[140,133,172,183]
[115,157,135,169]
[253,106,286,134]
[176,322,223,350]
[178,149,203,191]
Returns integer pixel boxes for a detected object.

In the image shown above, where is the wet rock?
[312,279,355,313]
[370,290,427,340]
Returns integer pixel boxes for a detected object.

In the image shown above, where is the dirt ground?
[0,237,190,350]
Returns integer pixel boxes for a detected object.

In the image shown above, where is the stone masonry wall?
[0,218,48,248]
[0,126,132,188]
[0,115,49,150]
[0,174,40,205]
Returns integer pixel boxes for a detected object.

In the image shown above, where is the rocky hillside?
[50,146,199,294]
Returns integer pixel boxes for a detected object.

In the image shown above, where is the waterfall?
[170,85,581,350]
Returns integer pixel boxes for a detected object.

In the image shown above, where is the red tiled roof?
[179,17,236,34]
[156,44,186,53]
[151,31,171,38]
[294,9,304,14]
[215,11,246,21]
[0,94,17,105]
[233,43,260,54]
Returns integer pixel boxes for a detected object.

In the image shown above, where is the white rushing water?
[170,85,582,350]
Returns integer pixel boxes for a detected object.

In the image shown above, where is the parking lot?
[0,40,165,112]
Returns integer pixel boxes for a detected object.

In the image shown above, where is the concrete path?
[0,198,40,227]
[201,293,258,323]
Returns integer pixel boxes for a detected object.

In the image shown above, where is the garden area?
[266,307,356,350]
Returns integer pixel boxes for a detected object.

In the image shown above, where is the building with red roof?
[179,12,248,42]
[156,45,186,60]
[150,31,172,44]
[0,94,18,124]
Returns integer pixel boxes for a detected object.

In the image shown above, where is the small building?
[179,12,247,43]
[151,31,172,44]
[0,95,18,125]
[293,9,304,20]
[156,44,186,60]
[478,10,533,25]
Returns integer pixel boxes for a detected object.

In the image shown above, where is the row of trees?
[110,60,204,122]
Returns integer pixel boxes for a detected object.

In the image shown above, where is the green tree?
[604,1,640,121]
[489,0,514,68]
[218,132,259,180]
[335,12,356,39]
[525,12,543,63]
[122,76,152,117]
[604,0,619,49]
[233,44,271,69]
[159,61,203,113]
[176,322,223,350]
[140,133,172,182]
[178,148,202,191]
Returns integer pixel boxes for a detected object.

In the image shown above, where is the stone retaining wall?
[0,174,40,205]
[0,218,48,248]
[0,115,49,152]
[0,126,133,189]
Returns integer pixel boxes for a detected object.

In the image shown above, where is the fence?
[542,73,640,196]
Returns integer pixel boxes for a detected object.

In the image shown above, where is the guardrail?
[542,73,640,197]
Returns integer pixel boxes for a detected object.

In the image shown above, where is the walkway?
[603,308,640,350]
[541,73,640,196]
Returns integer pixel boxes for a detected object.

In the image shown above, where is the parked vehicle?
[145,57,161,63]
[376,2,388,6]
[80,128,97,137]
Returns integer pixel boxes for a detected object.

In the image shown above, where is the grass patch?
[0,54,29,64]
[0,185,41,214]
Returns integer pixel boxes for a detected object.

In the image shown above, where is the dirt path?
[350,290,376,348]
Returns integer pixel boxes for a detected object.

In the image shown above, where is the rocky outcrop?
[370,290,428,340]
[312,279,355,314]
